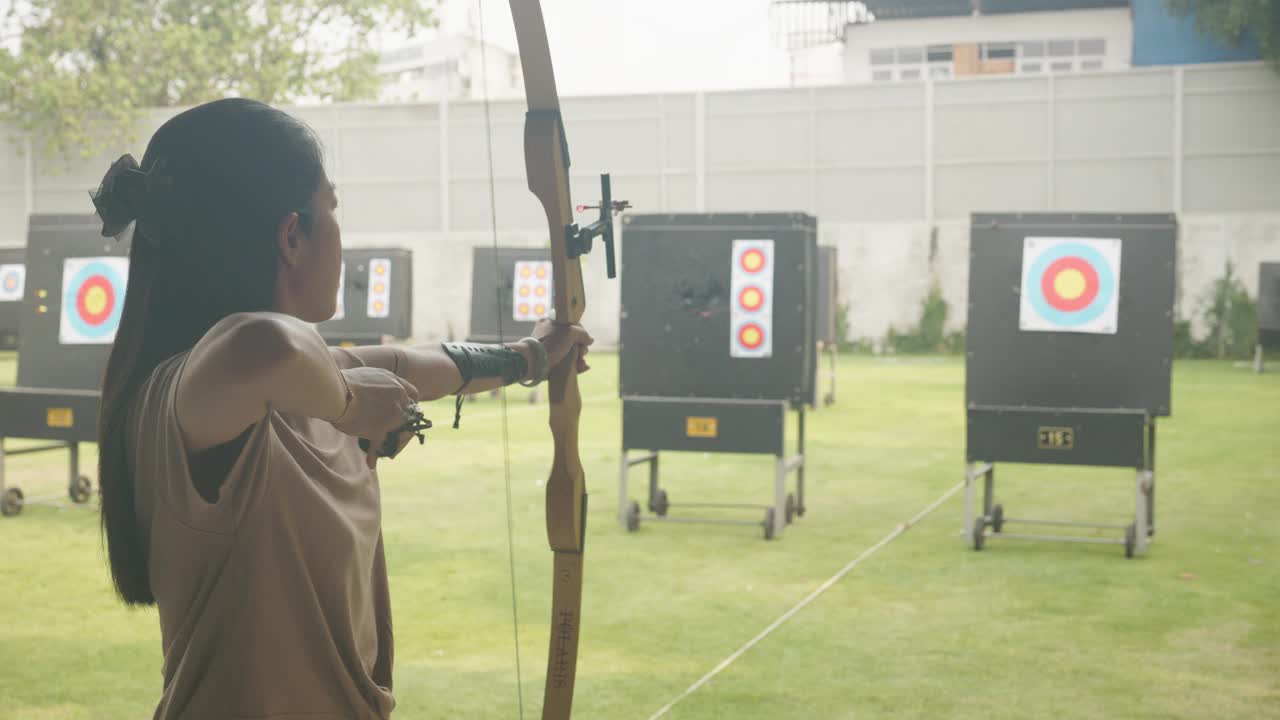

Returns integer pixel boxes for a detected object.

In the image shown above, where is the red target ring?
[76,275,116,326]
[738,285,765,312]
[738,322,765,350]
[1040,256,1099,312]
[740,249,766,274]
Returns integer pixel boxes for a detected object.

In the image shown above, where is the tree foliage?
[0,0,437,160]
[1165,0,1280,67]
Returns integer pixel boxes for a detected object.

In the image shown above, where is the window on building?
[870,48,894,65]
[1050,60,1073,73]
[1048,39,1075,57]
[899,67,922,81]
[1020,41,1045,58]
[1080,59,1103,71]
[1018,61,1043,74]
[1078,38,1106,56]
[872,69,894,82]
[930,65,952,79]
[983,42,1016,60]
[897,47,924,64]
[927,45,953,63]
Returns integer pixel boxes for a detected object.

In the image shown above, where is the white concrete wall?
[844,8,1133,82]
[2,63,1278,348]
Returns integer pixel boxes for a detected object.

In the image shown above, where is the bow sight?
[568,173,631,278]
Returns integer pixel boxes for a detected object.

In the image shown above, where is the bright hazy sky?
[420,0,794,95]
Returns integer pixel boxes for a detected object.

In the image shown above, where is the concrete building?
[377,34,523,103]
[845,0,1132,84]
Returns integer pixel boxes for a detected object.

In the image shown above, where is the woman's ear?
[275,211,302,267]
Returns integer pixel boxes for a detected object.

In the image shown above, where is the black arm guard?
[440,342,530,428]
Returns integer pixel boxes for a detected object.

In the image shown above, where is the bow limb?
[507,2,587,718]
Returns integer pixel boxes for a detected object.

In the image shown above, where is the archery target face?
[513,261,552,322]
[1020,237,1121,334]
[332,261,346,320]
[60,257,128,345]
[0,263,24,302]
[730,240,774,358]
[367,258,391,319]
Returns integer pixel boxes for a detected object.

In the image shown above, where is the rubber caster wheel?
[649,489,669,517]
[625,501,641,533]
[2,487,23,517]
[991,504,1004,534]
[1124,524,1136,559]
[972,517,986,551]
[763,508,776,541]
[785,493,796,524]
[69,475,92,504]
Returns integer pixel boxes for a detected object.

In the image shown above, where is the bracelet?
[332,370,355,423]
[518,337,549,388]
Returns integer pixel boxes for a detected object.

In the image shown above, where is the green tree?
[0,0,437,160]
[1165,0,1280,67]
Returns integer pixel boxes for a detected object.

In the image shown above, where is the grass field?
[0,351,1277,719]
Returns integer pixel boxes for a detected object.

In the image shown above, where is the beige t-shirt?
[128,352,396,719]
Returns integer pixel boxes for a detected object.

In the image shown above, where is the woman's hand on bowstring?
[532,319,595,374]
[329,366,421,469]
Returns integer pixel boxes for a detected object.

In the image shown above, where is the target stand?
[964,213,1176,557]
[466,247,554,404]
[1256,262,1280,374]
[617,213,817,540]
[0,215,124,517]
[317,248,412,347]
[0,247,25,350]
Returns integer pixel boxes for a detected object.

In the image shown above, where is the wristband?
[518,338,549,388]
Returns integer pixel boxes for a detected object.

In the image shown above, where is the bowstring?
[476,1,526,717]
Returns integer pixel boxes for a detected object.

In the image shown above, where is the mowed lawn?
[0,351,1276,719]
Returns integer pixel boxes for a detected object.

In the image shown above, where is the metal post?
[982,465,994,516]
[796,404,806,516]
[1047,74,1057,209]
[1256,344,1265,374]
[617,451,629,527]
[69,442,79,495]
[964,463,976,537]
[773,455,788,538]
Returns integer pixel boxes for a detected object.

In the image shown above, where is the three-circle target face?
[730,240,775,358]
[1019,236,1121,335]
[513,261,553,322]
[0,263,24,302]
[59,257,128,345]
[367,258,391,319]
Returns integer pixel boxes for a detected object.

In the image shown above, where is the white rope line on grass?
[646,480,966,720]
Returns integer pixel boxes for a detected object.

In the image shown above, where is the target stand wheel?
[69,475,93,504]
[649,489,670,517]
[2,487,23,517]
[972,517,986,551]
[991,504,1005,534]
[763,507,776,541]
[1124,524,1137,559]
[785,493,796,524]
[625,501,641,533]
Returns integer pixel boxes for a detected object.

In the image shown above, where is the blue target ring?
[1026,242,1115,328]
[64,261,126,340]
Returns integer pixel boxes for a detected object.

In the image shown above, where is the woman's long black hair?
[96,98,326,605]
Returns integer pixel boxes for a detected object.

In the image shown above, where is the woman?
[93,98,592,719]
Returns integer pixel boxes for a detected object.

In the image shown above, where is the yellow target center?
[742,327,761,346]
[85,286,108,315]
[741,288,762,309]
[1053,268,1087,300]
[742,252,764,272]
